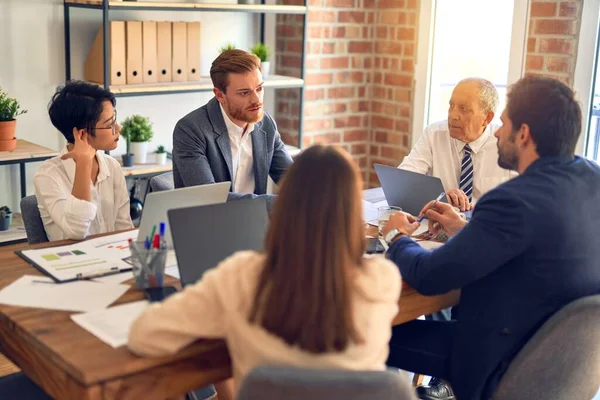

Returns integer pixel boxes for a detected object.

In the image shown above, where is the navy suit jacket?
[172,97,293,204]
[388,156,600,399]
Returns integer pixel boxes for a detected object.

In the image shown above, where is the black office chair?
[20,195,49,244]
[0,373,52,400]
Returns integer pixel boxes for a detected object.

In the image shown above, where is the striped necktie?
[459,144,473,202]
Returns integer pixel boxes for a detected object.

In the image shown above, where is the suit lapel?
[208,98,234,181]
[251,123,268,195]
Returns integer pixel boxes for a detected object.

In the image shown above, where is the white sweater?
[128,251,401,390]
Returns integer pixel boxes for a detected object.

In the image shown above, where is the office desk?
[0,231,459,399]
[0,140,58,198]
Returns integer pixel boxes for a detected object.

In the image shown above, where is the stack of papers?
[362,187,388,225]
[0,276,130,313]
[71,300,149,348]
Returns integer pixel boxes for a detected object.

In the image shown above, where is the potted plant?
[120,115,153,165]
[251,43,271,78]
[219,43,236,53]
[121,129,134,167]
[154,145,167,165]
[0,206,12,231]
[0,88,27,152]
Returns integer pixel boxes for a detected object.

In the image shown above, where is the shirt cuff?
[65,194,97,221]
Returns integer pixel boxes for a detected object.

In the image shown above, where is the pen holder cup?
[129,241,167,289]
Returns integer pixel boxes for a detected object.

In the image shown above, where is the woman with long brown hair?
[128,145,401,394]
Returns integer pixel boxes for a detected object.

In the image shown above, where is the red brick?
[527,38,536,53]
[370,145,379,156]
[277,25,299,36]
[534,19,575,35]
[308,10,336,23]
[530,2,557,17]
[323,42,335,54]
[352,143,367,154]
[305,56,320,69]
[539,38,574,54]
[287,40,303,52]
[309,26,331,38]
[407,11,417,25]
[311,133,342,144]
[404,43,414,57]
[376,41,402,55]
[372,116,394,130]
[385,73,412,87]
[332,26,360,39]
[304,118,333,132]
[381,146,404,160]
[323,0,354,7]
[343,130,368,142]
[394,89,411,102]
[399,105,411,118]
[380,11,403,25]
[397,27,415,41]
[336,71,365,83]
[334,116,362,128]
[401,59,414,72]
[546,56,571,73]
[327,86,356,99]
[526,55,544,71]
[395,119,410,132]
[349,41,373,53]
[376,26,387,39]
[321,56,350,69]
[379,0,405,8]
[339,11,366,23]
[306,72,333,85]
[304,88,325,101]
[406,0,417,9]
[559,2,579,17]
[281,55,302,69]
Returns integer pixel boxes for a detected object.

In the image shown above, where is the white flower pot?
[156,152,167,165]
[261,61,271,79]
[130,142,148,164]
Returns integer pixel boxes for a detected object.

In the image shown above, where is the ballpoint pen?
[417,191,446,222]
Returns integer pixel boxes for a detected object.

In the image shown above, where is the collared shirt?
[33,147,133,241]
[220,104,255,194]
[399,120,516,203]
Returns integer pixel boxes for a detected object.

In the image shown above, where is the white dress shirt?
[220,105,255,194]
[33,148,133,241]
[399,120,516,203]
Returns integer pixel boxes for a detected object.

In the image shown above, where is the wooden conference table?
[0,228,460,400]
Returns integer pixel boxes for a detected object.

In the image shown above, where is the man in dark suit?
[172,49,293,208]
[382,76,600,400]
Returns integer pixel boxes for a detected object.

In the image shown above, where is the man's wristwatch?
[384,228,405,246]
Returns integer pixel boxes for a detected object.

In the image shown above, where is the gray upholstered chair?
[237,365,417,400]
[493,295,600,400]
[20,195,49,245]
[149,172,174,192]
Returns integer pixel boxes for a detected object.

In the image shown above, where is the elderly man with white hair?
[394,78,515,400]
[399,77,515,212]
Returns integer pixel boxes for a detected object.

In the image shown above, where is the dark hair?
[506,76,582,157]
[48,80,116,143]
[249,145,365,353]
[210,49,262,93]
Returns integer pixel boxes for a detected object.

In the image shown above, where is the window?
[413,0,529,141]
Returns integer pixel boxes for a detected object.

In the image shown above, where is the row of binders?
[84,21,201,86]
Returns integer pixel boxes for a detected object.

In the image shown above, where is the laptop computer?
[168,198,268,286]
[137,181,231,248]
[374,164,447,216]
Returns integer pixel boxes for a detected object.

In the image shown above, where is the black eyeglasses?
[95,111,118,136]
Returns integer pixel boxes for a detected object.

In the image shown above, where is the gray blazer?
[172,97,293,204]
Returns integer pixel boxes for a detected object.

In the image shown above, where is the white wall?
[0,0,276,211]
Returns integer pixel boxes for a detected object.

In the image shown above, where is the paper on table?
[93,271,133,285]
[362,187,389,226]
[0,276,130,312]
[71,300,149,348]
[165,249,180,279]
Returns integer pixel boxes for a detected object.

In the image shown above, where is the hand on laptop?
[422,201,467,237]
[445,189,472,212]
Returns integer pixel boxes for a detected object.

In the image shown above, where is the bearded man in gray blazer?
[172,50,293,206]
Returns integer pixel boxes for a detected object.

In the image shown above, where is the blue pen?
[159,222,167,250]
[417,192,446,222]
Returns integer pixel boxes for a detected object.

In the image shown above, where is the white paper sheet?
[0,276,130,312]
[20,230,140,282]
[93,271,133,285]
[71,300,149,348]
[412,220,429,237]
[362,187,389,225]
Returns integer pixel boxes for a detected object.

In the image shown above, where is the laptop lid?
[137,181,231,248]
[374,164,447,216]
[168,198,268,286]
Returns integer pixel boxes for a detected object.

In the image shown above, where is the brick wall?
[525,0,583,85]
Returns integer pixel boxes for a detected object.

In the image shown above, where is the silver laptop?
[374,164,447,216]
[168,198,268,286]
[137,181,231,248]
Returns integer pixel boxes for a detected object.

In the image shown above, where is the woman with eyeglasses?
[128,145,402,398]
[33,80,133,241]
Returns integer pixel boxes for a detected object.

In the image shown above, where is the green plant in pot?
[0,206,12,231]
[120,115,153,165]
[0,88,27,152]
[219,43,236,53]
[250,42,271,78]
[154,145,167,165]
[121,129,134,167]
